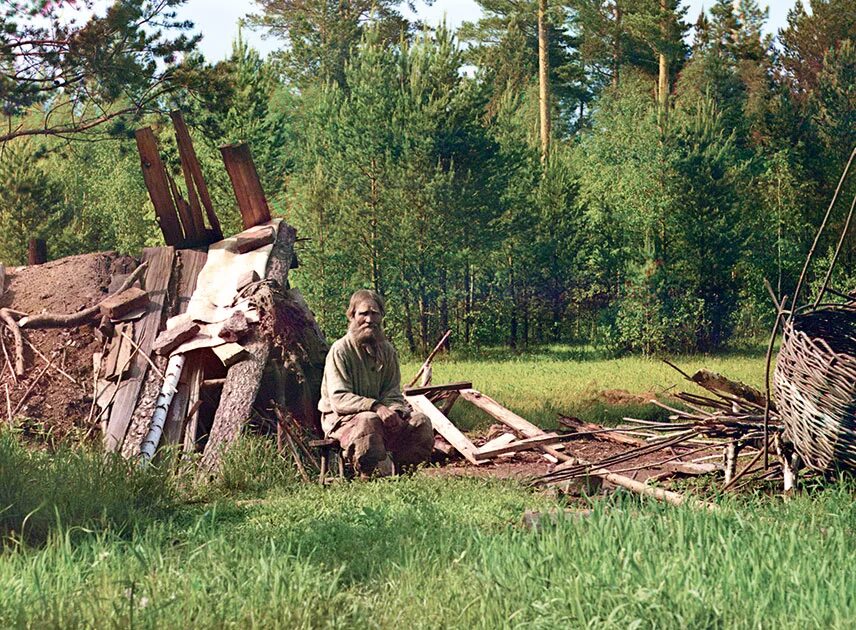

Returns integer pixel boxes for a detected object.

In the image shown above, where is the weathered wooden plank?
[28,238,47,265]
[167,171,200,241]
[182,358,205,453]
[474,433,565,460]
[170,110,221,240]
[235,227,276,254]
[403,381,473,397]
[406,394,483,466]
[199,222,295,474]
[220,143,272,229]
[212,342,249,367]
[161,381,189,446]
[458,388,570,463]
[153,319,200,355]
[479,432,516,452]
[169,111,207,239]
[104,322,134,381]
[104,247,175,452]
[99,287,149,320]
[135,127,183,245]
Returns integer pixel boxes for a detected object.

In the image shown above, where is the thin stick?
[284,430,311,482]
[661,358,693,381]
[790,146,856,313]
[607,444,713,475]
[814,190,856,308]
[86,341,107,431]
[11,362,51,416]
[4,383,12,426]
[0,331,16,385]
[407,329,451,388]
[21,336,77,384]
[117,328,166,381]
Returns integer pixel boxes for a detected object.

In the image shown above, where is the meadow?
[2,347,855,629]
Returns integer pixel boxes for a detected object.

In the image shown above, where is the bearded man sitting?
[318,290,434,478]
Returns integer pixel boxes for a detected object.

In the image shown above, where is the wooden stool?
[308,438,345,484]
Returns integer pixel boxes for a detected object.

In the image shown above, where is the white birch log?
[139,353,185,463]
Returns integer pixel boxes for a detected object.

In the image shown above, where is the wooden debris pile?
[537,362,799,497]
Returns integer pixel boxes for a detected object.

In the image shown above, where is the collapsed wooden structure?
[0,111,326,472]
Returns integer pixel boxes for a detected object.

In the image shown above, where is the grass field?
[3,346,855,629]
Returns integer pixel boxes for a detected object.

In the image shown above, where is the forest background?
[2,0,854,356]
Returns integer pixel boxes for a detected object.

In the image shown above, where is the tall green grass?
[402,345,768,431]
[4,347,852,629]
[0,431,175,546]
[1,475,854,628]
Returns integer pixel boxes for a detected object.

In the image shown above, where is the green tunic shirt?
[319,333,408,434]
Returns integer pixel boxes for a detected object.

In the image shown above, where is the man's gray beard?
[349,320,385,346]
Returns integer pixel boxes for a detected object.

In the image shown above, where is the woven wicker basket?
[774,306,856,472]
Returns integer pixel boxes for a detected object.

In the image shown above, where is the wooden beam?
[406,394,483,466]
[403,381,473,397]
[220,143,272,229]
[475,433,567,460]
[135,127,183,245]
[458,388,571,462]
[169,111,208,239]
[170,111,222,241]
[28,238,47,265]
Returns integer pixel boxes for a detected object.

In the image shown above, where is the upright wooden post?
[135,127,184,245]
[220,143,272,229]
[170,111,222,241]
[28,238,47,265]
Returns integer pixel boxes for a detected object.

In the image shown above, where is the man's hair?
[346,289,385,320]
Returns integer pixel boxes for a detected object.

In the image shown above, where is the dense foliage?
[1,0,854,354]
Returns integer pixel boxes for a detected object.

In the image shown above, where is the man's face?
[349,299,383,343]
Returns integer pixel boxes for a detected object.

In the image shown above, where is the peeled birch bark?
[139,353,185,463]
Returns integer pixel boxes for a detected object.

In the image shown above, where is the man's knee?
[350,411,384,436]
[339,412,386,473]
[393,411,434,465]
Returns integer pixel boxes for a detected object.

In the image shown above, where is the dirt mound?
[1,252,137,445]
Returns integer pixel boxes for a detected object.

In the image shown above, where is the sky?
[171,0,802,62]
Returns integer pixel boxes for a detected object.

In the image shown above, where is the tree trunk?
[439,267,449,351]
[612,2,622,90]
[464,260,472,344]
[538,0,551,161]
[657,0,670,130]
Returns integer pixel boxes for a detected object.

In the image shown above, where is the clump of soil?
[0,252,137,445]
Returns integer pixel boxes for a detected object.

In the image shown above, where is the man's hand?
[374,403,403,430]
